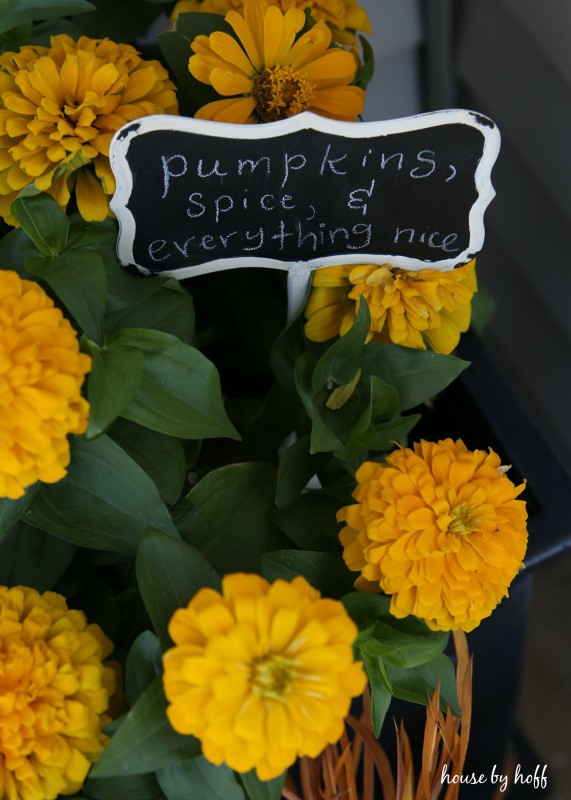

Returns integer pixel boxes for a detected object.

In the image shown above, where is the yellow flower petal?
[195,95,257,123]
[209,31,256,77]
[74,167,109,221]
[190,0,359,124]
[163,573,365,780]
[210,67,254,96]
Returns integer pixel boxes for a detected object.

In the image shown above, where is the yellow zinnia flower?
[162,573,367,780]
[188,0,365,123]
[172,0,371,34]
[0,34,178,225]
[338,439,528,632]
[0,270,91,500]
[305,261,478,354]
[0,585,116,800]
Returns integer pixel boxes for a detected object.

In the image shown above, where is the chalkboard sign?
[110,109,500,279]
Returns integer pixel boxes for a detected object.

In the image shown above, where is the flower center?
[252,66,315,123]
[449,503,480,536]
[250,654,296,701]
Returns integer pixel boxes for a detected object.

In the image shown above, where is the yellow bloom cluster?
[305,261,477,354]
[188,0,365,123]
[0,585,116,800]
[0,270,90,500]
[339,440,528,632]
[163,573,367,780]
[0,34,178,225]
[172,0,371,35]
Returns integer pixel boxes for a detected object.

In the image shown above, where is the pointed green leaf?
[311,299,370,390]
[388,654,460,715]
[110,329,238,440]
[136,528,221,650]
[359,619,448,669]
[0,0,94,34]
[25,436,178,552]
[125,631,163,707]
[10,191,68,255]
[109,419,187,506]
[104,279,195,343]
[240,771,286,800]
[362,653,391,737]
[276,434,329,508]
[261,550,354,599]
[86,347,144,439]
[177,463,287,574]
[90,677,200,778]
[0,522,75,591]
[25,249,107,343]
[341,591,391,629]
[0,485,37,543]
[361,344,470,411]
[158,758,245,800]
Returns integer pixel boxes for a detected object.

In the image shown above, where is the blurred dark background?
[360,1,571,797]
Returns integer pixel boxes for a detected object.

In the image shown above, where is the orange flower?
[188,0,365,123]
[305,261,477,354]
[0,270,90,499]
[172,0,371,35]
[0,585,116,800]
[338,440,528,631]
[0,35,178,224]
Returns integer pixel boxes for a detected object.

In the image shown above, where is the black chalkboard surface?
[109,110,500,279]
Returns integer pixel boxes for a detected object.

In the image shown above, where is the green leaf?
[10,191,68,255]
[311,299,370,390]
[0,0,94,36]
[271,493,343,554]
[91,677,200,778]
[136,528,221,650]
[25,249,107,343]
[351,376,400,437]
[108,419,187,506]
[359,618,448,669]
[110,329,238,440]
[362,653,391,738]
[333,413,421,461]
[0,226,40,271]
[0,523,76,591]
[341,591,391,629]
[125,631,163,707]
[276,434,329,508]
[71,0,157,42]
[84,773,164,800]
[261,550,354,599]
[104,279,195,344]
[240,771,286,800]
[361,344,470,411]
[270,316,308,391]
[85,347,144,439]
[25,436,178,552]
[355,35,375,90]
[158,758,245,800]
[388,654,461,715]
[177,463,287,574]
[0,485,37,544]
